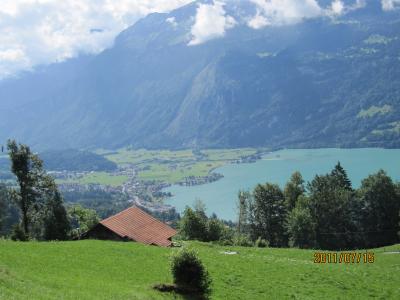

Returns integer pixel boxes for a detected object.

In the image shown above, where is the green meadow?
[56,172,129,187]
[99,148,260,184]
[0,240,399,299]
[137,161,225,183]
[51,148,263,185]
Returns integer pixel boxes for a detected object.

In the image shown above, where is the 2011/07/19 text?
[314,252,374,264]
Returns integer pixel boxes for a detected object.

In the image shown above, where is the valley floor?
[0,240,399,299]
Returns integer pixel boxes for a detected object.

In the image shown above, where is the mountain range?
[0,0,399,150]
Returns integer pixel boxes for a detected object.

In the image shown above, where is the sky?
[0,0,399,79]
[0,0,193,79]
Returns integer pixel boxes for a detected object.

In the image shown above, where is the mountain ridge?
[0,0,399,150]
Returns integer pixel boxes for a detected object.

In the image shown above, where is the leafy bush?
[11,224,28,241]
[179,207,207,241]
[206,218,225,241]
[255,237,269,248]
[171,247,211,296]
[233,234,253,247]
[68,205,99,239]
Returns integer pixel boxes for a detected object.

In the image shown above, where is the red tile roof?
[100,206,177,247]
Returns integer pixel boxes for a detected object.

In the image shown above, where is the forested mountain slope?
[0,0,399,149]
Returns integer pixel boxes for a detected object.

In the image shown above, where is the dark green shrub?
[171,247,211,296]
[11,224,28,241]
[219,239,234,246]
[206,218,225,241]
[255,237,269,248]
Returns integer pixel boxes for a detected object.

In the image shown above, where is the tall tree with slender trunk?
[7,140,43,237]
[7,140,70,240]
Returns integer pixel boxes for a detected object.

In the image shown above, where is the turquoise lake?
[165,148,400,220]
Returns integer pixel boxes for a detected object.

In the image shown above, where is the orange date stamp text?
[313,251,374,264]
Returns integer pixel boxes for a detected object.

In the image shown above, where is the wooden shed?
[83,206,177,247]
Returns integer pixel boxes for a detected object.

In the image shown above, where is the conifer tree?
[331,162,352,191]
[43,190,70,240]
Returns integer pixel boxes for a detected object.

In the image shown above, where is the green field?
[102,148,260,183]
[102,149,195,165]
[0,240,399,299]
[56,172,128,187]
[137,161,225,183]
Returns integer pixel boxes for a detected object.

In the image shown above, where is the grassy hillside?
[0,240,399,299]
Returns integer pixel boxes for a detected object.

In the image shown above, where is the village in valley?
[50,148,266,215]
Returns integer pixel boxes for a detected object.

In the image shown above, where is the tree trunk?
[22,200,29,236]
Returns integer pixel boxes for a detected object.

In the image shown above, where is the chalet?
[83,206,177,247]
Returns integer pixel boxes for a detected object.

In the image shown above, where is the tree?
[193,199,207,223]
[307,172,356,250]
[330,162,352,191]
[43,190,70,241]
[206,218,225,241]
[179,207,207,241]
[7,140,70,240]
[0,184,19,237]
[0,184,8,233]
[358,170,400,247]
[237,190,251,234]
[284,171,305,211]
[398,210,400,240]
[7,140,43,236]
[68,205,99,238]
[286,196,316,248]
[250,183,287,247]
[397,183,400,239]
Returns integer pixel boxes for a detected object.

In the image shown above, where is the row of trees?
[178,200,255,246]
[178,163,400,250]
[238,163,400,250]
[0,140,99,241]
[179,201,228,242]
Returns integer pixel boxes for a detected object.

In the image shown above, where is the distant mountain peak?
[0,0,399,150]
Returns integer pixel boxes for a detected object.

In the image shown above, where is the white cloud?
[326,0,366,16]
[166,17,178,27]
[381,0,400,10]
[0,48,30,78]
[0,0,192,79]
[0,49,25,62]
[353,0,367,9]
[248,0,323,28]
[247,0,369,28]
[330,0,345,15]
[247,10,270,29]
[188,1,236,46]
[1,0,396,78]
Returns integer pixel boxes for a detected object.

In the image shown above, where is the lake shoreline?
[164,148,400,220]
